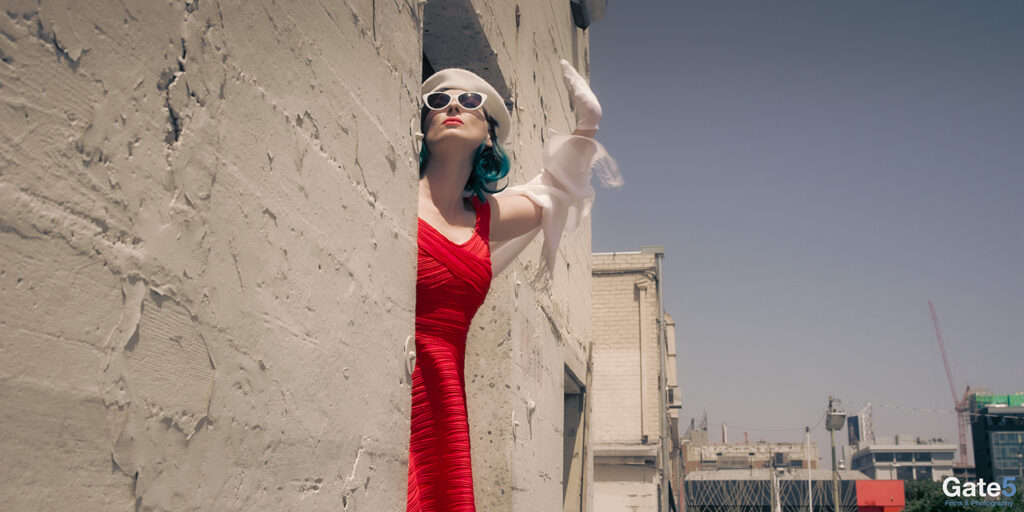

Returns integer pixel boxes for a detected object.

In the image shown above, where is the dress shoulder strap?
[470,196,491,243]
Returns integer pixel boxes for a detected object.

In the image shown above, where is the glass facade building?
[972,406,1024,481]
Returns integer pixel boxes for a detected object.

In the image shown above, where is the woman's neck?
[419,152,474,216]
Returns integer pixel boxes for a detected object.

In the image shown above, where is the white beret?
[422,68,512,143]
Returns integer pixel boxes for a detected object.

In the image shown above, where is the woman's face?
[423,88,491,156]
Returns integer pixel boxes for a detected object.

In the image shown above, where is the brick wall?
[591,252,662,444]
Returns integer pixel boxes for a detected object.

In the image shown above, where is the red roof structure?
[855,480,905,512]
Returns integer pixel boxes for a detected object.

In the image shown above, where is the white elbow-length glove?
[490,60,621,282]
[560,59,602,130]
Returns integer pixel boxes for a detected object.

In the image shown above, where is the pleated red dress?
[408,197,491,512]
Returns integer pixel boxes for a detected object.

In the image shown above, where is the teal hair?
[419,112,510,201]
[465,141,510,201]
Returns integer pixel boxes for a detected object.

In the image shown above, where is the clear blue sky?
[588,0,1023,466]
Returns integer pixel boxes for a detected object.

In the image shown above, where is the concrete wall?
[1,1,599,510]
[0,1,421,510]
[427,1,597,511]
[593,465,658,512]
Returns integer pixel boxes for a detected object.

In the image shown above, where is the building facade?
[848,436,956,482]
[0,1,607,510]
[684,441,820,473]
[666,314,685,506]
[970,394,1024,482]
[684,469,870,512]
[591,248,682,511]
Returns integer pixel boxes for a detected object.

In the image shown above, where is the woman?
[409,59,618,512]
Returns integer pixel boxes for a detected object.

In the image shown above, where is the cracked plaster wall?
[0,0,420,510]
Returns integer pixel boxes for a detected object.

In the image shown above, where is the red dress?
[408,197,491,512]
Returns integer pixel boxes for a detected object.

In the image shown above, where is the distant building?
[970,393,1024,482]
[848,435,956,481]
[591,248,681,512]
[684,441,820,473]
[854,480,906,512]
[952,465,977,481]
[848,404,876,447]
[684,468,884,512]
[680,425,835,512]
[665,314,684,505]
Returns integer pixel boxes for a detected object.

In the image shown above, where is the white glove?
[491,130,621,280]
[560,59,602,131]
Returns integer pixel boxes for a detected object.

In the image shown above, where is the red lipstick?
[443,117,463,126]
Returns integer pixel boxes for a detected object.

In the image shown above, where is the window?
[994,444,1022,467]
[992,434,1024,470]
[994,432,1024,444]
[992,431,1024,470]
[916,452,932,462]
[896,452,913,462]
[875,452,894,463]
[897,466,914,480]
[917,467,933,480]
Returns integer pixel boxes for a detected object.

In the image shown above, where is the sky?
[587,0,1023,466]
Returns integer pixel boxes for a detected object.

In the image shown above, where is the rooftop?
[852,444,957,453]
[685,468,870,482]
[977,406,1024,415]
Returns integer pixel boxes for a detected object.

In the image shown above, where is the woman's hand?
[560,59,602,134]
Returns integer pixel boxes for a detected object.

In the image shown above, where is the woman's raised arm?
[488,194,543,243]
[489,59,621,279]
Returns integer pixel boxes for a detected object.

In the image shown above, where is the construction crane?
[928,300,973,466]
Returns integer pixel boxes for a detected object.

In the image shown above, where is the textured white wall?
[0,1,421,510]
[593,464,659,512]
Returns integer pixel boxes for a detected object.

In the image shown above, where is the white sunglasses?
[422,91,488,111]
